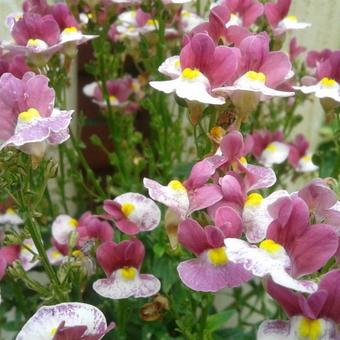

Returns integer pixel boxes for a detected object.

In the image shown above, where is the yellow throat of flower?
[121,202,136,217]
[26,38,45,47]
[298,318,322,340]
[119,266,137,280]
[146,19,159,27]
[168,180,187,192]
[320,77,337,88]
[259,239,282,254]
[63,26,78,34]
[245,71,266,83]
[6,208,16,215]
[207,247,228,266]
[69,218,78,228]
[285,15,298,22]
[181,68,201,80]
[245,193,263,207]
[17,108,41,122]
[265,143,278,152]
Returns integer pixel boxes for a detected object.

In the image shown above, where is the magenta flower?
[150,33,240,105]
[214,32,294,103]
[0,245,20,280]
[103,193,161,235]
[0,50,31,78]
[225,196,338,293]
[289,37,306,63]
[258,271,340,339]
[295,50,340,104]
[264,0,311,36]
[0,72,73,158]
[216,0,264,28]
[16,302,115,339]
[93,240,161,299]
[288,134,318,172]
[251,130,289,167]
[83,77,134,108]
[144,158,223,220]
[306,49,333,69]
[177,217,251,292]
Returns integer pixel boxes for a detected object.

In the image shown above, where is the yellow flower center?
[26,38,45,47]
[239,156,248,166]
[50,327,58,336]
[109,95,118,105]
[69,218,78,228]
[63,26,78,34]
[285,15,298,22]
[210,126,225,140]
[175,59,181,68]
[119,266,137,280]
[72,250,83,257]
[181,68,201,80]
[6,208,16,215]
[245,71,266,83]
[17,108,41,122]
[51,250,61,258]
[265,143,278,152]
[298,318,322,340]
[121,202,136,217]
[168,180,187,192]
[320,77,337,88]
[259,239,282,254]
[245,193,263,207]
[207,247,228,266]
[302,155,312,161]
[146,19,159,27]
[181,10,191,17]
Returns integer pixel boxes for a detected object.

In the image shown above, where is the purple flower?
[177,217,251,292]
[103,193,161,235]
[16,302,115,339]
[225,196,338,293]
[150,33,240,105]
[258,271,340,339]
[93,240,161,299]
[0,72,73,158]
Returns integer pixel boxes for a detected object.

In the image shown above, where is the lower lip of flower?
[17,108,41,122]
[207,247,228,266]
[264,143,278,152]
[119,266,138,280]
[121,202,136,217]
[181,68,201,80]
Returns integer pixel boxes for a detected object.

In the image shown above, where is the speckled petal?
[257,320,291,340]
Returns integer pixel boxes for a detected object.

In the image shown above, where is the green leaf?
[206,309,236,332]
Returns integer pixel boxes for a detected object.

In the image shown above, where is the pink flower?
[251,129,289,167]
[0,72,73,158]
[93,240,161,299]
[264,0,310,36]
[177,217,251,292]
[258,271,340,339]
[216,0,264,28]
[144,159,223,220]
[306,49,332,69]
[103,193,161,235]
[0,50,31,78]
[150,33,240,105]
[0,245,20,280]
[288,134,318,172]
[225,196,338,293]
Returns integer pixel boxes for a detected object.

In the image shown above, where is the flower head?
[0,72,73,158]
[93,240,161,299]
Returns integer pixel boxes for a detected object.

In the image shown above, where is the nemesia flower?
[0,50,31,78]
[46,246,65,266]
[289,37,306,63]
[306,49,332,69]
[288,134,318,172]
[144,158,223,220]
[177,217,251,292]
[83,77,134,108]
[258,271,340,339]
[93,240,161,299]
[0,208,23,225]
[51,214,79,247]
[112,0,192,4]
[214,0,264,28]
[214,32,294,111]
[103,193,161,235]
[16,302,115,339]
[180,10,205,33]
[0,245,20,280]
[251,130,289,167]
[150,33,240,105]
[0,72,73,158]
[264,0,311,36]
[224,196,338,293]
[19,238,39,271]
[295,50,340,104]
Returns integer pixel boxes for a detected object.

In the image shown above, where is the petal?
[257,320,291,340]
[244,164,276,191]
[214,206,243,238]
[51,214,76,245]
[16,302,110,340]
[188,184,223,214]
[93,271,160,299]
[260,142,290,167]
